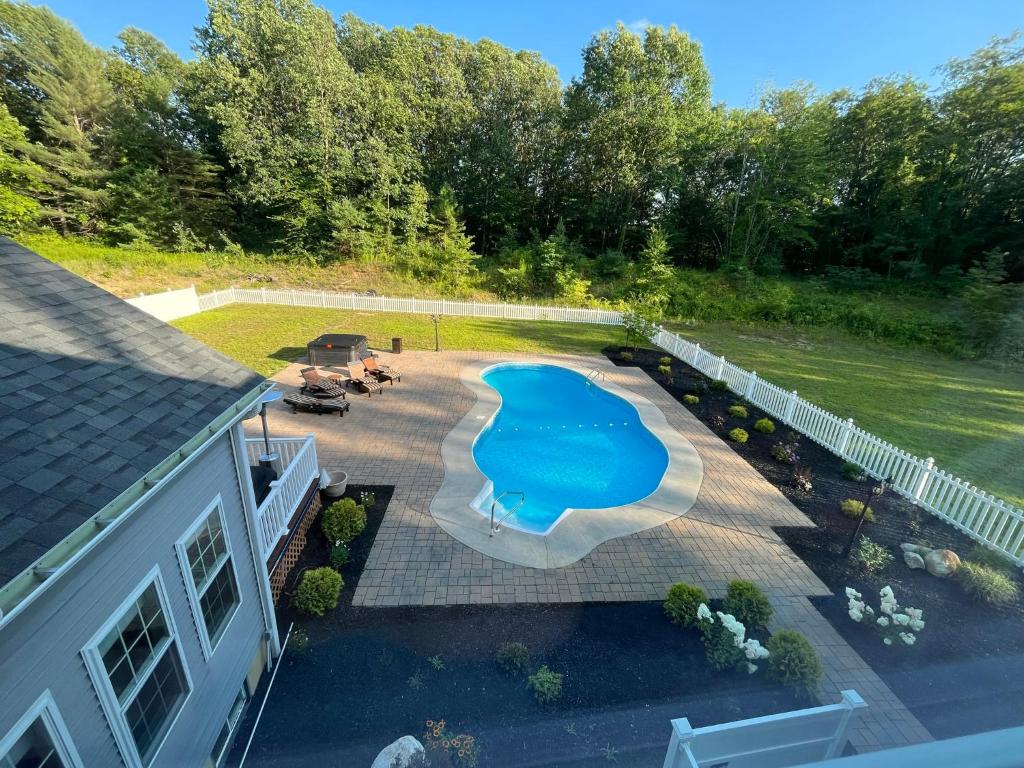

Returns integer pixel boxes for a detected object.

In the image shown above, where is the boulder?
[371,736,425,768]
[924,548,960,578]
[903,550,926,570]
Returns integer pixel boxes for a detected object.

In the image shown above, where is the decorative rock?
[903,551,925,570]
[899,543,960,577]
[371,736,425,768]
[924,548,960,578]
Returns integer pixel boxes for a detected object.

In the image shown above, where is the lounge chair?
[299,367,347,399]
[283,393,351,417]
[362,356,401,385]
[343,368,384,397]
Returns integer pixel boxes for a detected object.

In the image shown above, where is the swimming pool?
[471,363,670,534]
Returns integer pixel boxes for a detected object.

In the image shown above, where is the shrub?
[771,441,799,464]
[841,461,866,481]
[527,665,563,703]
[496,642,530,675]
[329,542,350,570]
[791,465,813,492]
[290,626,310,654]
[754,418,775,433]
[293,567,343,616]
[710,414,726,429]
[683,394,699,405]
[966,544,1016,573]
[700,620,746,672]
[840,499,875,522]
[658,364,671,375]
[729,428,748,443]
[322,498,367,544]
[620,350,633,361]
[723,580,773,630]
[957,561,1019,606]
[710,379,729,392]
[853,537,892,572]
[728,404,748,419]
[659,356,672,365]
[663,583,708,628]
[692,380,709,394]
[767,630,822,694]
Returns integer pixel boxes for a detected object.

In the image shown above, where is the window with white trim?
[1,694,83,768]
[83,572,190,768]
[176,498,241,656]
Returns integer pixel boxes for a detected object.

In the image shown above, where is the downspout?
[230,422,282,660]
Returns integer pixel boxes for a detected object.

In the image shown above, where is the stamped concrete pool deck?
[252,349,932,753]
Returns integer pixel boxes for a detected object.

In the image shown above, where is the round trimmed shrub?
[710,379,729,392]
[754,418,775,433]
[700,620,746,672]
[840,498,875,522]
[767,630,822,694]
[728,428,748,443]
[723,580,773,630]
[841,461,866,481]
[322,498,366,544]
[728,404,748,419]
[496,642,530,675]
[683,394,699,405]
[663,582,708,628]
[659,356,672,365]
[658,364,672,375]
[293,567,343,616]
[527,665,563,703]
[957,561,1019,606]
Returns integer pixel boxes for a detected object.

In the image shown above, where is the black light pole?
[430,314,440,352]
[843,476,890,558]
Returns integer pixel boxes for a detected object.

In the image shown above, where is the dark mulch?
[606,345,1024,740]
[232,484,807,768]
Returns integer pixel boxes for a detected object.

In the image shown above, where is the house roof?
[0,238,264,589]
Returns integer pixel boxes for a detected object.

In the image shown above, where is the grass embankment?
[176,305,1024,508]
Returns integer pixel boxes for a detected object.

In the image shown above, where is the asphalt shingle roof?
[0,238,263,588]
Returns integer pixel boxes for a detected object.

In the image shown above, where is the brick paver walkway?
[254,350,931,752]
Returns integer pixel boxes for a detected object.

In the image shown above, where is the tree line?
[0,0,1021,294]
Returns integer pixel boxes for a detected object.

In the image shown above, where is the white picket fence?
[137,284,1024,564]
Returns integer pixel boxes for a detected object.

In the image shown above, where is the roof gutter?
[0,381,273,631]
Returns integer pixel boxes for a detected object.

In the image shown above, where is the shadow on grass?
[268,346,307,365]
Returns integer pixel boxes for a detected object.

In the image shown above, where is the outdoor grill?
[306,334,370,366]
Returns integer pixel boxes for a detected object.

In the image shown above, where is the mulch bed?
[232,484,808,768]
[605,345,1024,740]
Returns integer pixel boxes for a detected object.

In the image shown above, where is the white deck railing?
[131,284,1023,564]
[246,435,319,561]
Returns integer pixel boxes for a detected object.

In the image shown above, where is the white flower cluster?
[696,603,770,674]
[845,586,924,647]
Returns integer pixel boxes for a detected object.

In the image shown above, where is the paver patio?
[251,349,932,752]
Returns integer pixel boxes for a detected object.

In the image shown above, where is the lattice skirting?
[268,481,322,603]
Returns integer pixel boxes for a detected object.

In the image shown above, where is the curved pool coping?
[430,357,704,569]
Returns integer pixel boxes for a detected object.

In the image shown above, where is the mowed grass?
[175,305,1024,509]
[670,322,1024,508]
[172,304,617,377]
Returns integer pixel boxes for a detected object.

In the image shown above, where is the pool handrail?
[490,490,526,536]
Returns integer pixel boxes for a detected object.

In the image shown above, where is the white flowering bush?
[845,586,925,646]
[696,603,770,673]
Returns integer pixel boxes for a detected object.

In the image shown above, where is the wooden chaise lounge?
[343,368,384,397]
[283,392,351,416]
[362,357,401,385]
[299,367,348,399]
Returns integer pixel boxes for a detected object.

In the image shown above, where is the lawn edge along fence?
[132,285,1024,564]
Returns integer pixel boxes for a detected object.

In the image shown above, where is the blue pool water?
[472,364,669,534]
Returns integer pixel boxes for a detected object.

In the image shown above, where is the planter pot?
[321,469,349,499]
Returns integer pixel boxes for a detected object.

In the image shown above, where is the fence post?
[837,418,854,457]
[744,370,757,399]
[261,287,268,304]
[913,457,935,502]
[662,718,695,768]
[783,390,798,425]
[715,355,725,380]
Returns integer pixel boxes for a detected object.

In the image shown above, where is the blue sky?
[44,0,1024,106]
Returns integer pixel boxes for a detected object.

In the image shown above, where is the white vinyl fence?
[135,284,1024,564]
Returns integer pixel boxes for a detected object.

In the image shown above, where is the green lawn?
[173,305,1024,509]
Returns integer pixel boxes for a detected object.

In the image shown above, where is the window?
[82,570,191,768]
[176,497,241,657]
[210,683,250,767]
[0,693,82,768]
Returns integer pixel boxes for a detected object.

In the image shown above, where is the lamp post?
[430,314,440,352]
[843,476,890,558]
